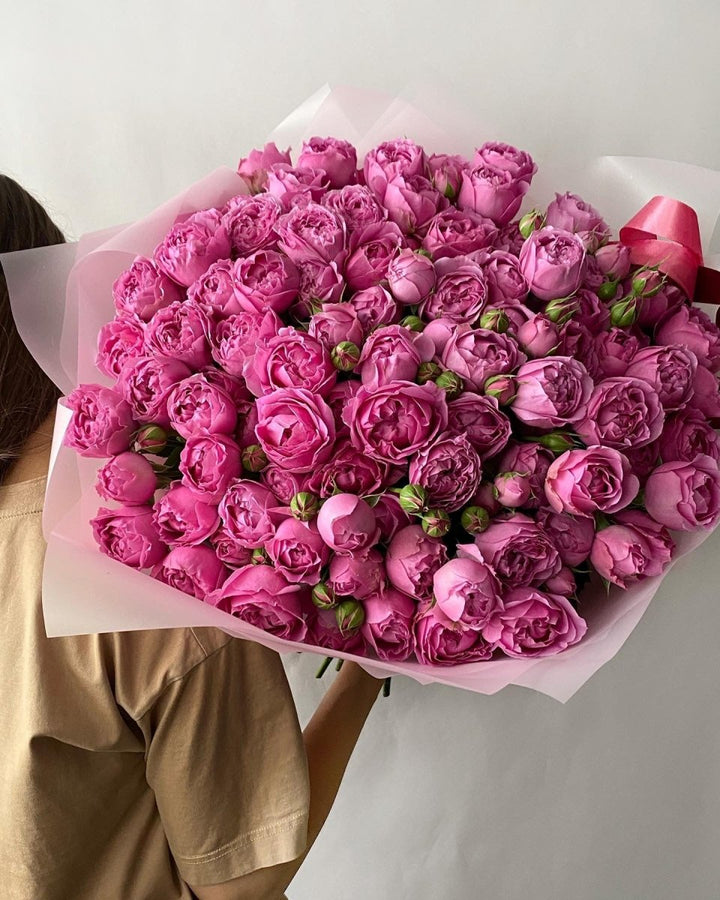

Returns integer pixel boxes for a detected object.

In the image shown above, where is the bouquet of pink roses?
[58,131,720,680]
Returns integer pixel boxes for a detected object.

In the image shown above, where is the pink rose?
[326,379,361,438]
[317,493,379,555]
[210,309,280,377]
[546,192,611,251]
[419,256,488,323]
[495,221,525,255]
[233,249,300,315]
[323,184,386,235]
[255,387,336,473]
[295,258,345,310]
[688,365,720,419]
[464,513,561,587]
[261,466,306,505]
[427,153,469,200]
[210,526,254,568]
[96,451,156,505]
[309,303,364,350]
[373,494,412,542]
[408,433,482,512]
[484,587,587,658]
[167,373,237,439]
[118,356,191,426]
[659,411,720,463]
[144,300,211,369]
[237,142,292,191]
[387,249,436,304]
[519,227,586,301]
[222,192,282,255]
[458,164,530,226]
[536,507,595,566]
[545,446,640,517]
[576,377,664,450]
[595,328,647,378]
[347,380,448,464]
[516,314,559,358]
[344,220,405,291]
[91,506,167,568]
[297,136,358,188]
[345,285,400,333]
[544,566,576,597]
[275,202,346,265]
[493,471,531,508]
[572,288,610,332]
[432,557,501,627]
[496,441,554,510]
[386,524,448,599]
[153,484,219,546]
[380,173,446,234]
[474,142,536,182]
[447,393,511,460]
[266,165,329,209]
[595,242,632,281]
[363,139,426,199]
[625,346,697,411]
[245,327,336,398]
[266,518,330,584]
[96,316,146,380]
[421,317,456,355]
[210,564,308,642]
[328,548,385,598]
[358,325,433,390]
[414,608,495,665]
[64,384,135,458]
[422,209,497,259]
[476,250,528,305]
[179,434,242,502]
[511,357,592,428]
[218,479,280,548]
[645,455,720,531]
[655,305,720,372]
[362,587,416,662]
[441,326,526,391]
[306,440,388,499]
[154,208,231,287]
[153,546,228,599]
[112,256,184,322]
[187,259,244,322]
[590,513,674,588]
[557,320,602,380]
[635,282,685,329]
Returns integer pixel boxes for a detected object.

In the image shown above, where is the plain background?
[3,1,720,898]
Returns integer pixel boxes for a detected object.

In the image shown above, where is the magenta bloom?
[419,256,488,324]
[309,302,364,350]
[458,163,530,226]
[276,202,346,265]
[347,380,448,465]
[245,327,336,398]
[432,558,501,628]
[422,209,497,259]
[645,455,720,531]
[237,141,292,192]
[96,452,156,505]
[210,309,280,377]
[595,328,648,378]
[317,493,379,555]
[153,546,228,599]
[546,192,610,251]
[167,373,237,439]
[323,184,385,235]
[576,377,664,450]
[518,227,586,301]
[218,479,280,549]
[358,325,433,390]
[496,441,554,510]
[154,208,231,287]
[625,346,697,412]
[381,173,447,234]
[266,519,329,584]
[222,192,282,255]
[209,565,308,642]
[464,513,561,588]
[96,316,146,379]
[266,164,330,210]
[447,393,511,460]
[441,326,526,391]
[363,139,426,198]
[516,314,559,359]
[179,434,242,502]
[118,356,191,426]
[386,524,448,600]
[344,220,405,291]
[307,440,388,499]
[408,433,482,512]
[536,508,595,567]
[345,285,400,333]
[387,248,436,305]
[153,484,219,547]
[545,446,640,517]
[415,608,495,665]
[655,305,720,373]
[595,242,632,280]
[308,607,364,653]
[373,494,412,543]
[659,411,720,463]
[329,548,385,599]
[590,511,674,588]
[64,384,135,458]
[144,300,211,369]
[478,250,528,305]
[92,506,167,569]
[297,136,358,188]
[112,256,183,322]
[484,587,587,658]
[187,258,244,322]
[511,357,593,428]
[255,387,336,473]
[362,587,416,662]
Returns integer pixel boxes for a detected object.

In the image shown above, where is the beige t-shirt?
[0,476,310,899]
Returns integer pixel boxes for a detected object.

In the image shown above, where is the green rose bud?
[460,505,490,535]
[421,509,451,538]
[331,341,361,372]
[400,315,425,332]
[398,483,427,515]
[417,361,442,384]
[596,280,619,302]
[544,296,577,324]
[312,582,337,610]
[335,599,365,633]
[479,308,510,333]
[251,548,269,565]
[435,370,463,399]
[631,275,647,296]
[290,491,320,521]
[537,432,575,454]
[135,424,168,454]
[610,297,637,328]
[242,443,268,472]
[518,209,546,239]
[484,374,515,405]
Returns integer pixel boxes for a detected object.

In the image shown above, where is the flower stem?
[315,656,333,679]
[382,677,392,698]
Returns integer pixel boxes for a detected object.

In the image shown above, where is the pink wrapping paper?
[3,87,720,702]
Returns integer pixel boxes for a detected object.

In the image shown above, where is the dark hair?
[0,175,65,484]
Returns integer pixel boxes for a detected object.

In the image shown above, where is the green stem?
[382,677,392,698]
[315,656,333,679]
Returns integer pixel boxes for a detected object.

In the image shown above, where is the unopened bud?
[399,483,427,515]
[242,443,268,472]
[544,296,577,324]
[610,297,637,328]
[460,505,490,535]
[312,582,337,610]
[421,509,451,538]
[484,374,515,405]
[519,209,545,239]
[479,308,510,333]
[290,491,320,521]
[417,361,442,384]
[435,370,463,399]
[335,599,365,633]
[400,315,425,333]
[537,432,575,453]
[251,548,268,565]
[135,424,168,454]
[596,280,619,302]
[331,341,361,371]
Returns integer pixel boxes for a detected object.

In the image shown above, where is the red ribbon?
[619,196,720,305]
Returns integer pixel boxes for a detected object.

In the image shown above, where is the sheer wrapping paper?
[4,86,720,702]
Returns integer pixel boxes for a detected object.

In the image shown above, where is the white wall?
[3,2,720,898]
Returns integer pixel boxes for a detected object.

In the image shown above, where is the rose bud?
[460,505,490,534]
[493,472,531,508]
[290,491,321,522]
[610,296,638,328]
[435,370,464,399]
[312,582,337,610]
[417,361,442,384]
[537,432,575,454]
[331,341,361,371]
[400,315,425,332]
[335,599,365,633]
[251,548,269,565]
[387,248,436,304]
[596,280,620,302]
[399,483,427,516]
[242,444,269,473]
[479,308,510,333]
[518,209,546,238]
[484,374,515,405]
[544,566,576,597]
[135,424,168,454]
[421,509,451,538]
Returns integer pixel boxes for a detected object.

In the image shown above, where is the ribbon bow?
[619,196,720,305]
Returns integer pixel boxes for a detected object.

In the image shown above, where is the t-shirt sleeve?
[139,637,310,887]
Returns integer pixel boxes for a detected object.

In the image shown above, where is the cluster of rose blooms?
[64,134,720,666]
